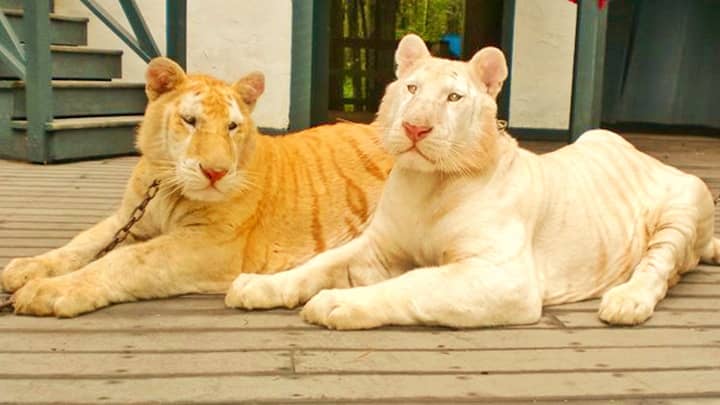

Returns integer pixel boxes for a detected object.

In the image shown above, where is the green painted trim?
[23,0,52,163]
[81,0,154,62]
[569,0,608,142]
[310,0,329,126]
[0,9,25,79]
[166,0,186,69]
[509,127,569,142]
[289,0,330,130]
[498,0,515,122]
[289,0,313,131]
[120,0,160,59]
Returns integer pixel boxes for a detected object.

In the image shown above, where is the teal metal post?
[24,0,53,163]
[166,0,187,69]
[569,0,608,142]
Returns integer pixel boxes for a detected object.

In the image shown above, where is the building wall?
[509,0,577,130]
[55,0,293,129]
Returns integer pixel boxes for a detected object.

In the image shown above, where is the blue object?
[441,33,462,58]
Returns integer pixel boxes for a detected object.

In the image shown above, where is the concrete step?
[0,80,146,118]
[2,115,142,162]
[0,45,122,80]
[3,9,87,46]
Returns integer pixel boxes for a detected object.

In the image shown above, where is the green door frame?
[289,0,329,131]
[290,0,607,142]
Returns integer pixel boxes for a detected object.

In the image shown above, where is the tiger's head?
[376,34,508,174]
[136,57,264,202]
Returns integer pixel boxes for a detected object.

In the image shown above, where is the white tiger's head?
[376,34,508,174]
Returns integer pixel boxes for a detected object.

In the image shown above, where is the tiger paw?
[225,273,301,310]
[1,257,56,293]
[301,289,383,330]
[12,276,109,318]
[598,282,656,325]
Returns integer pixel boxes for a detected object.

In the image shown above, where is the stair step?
[0,80,146,118]
[0,0,25,10]
[3,9,87,46]
[0,45,122,80]
[4,115,142,162]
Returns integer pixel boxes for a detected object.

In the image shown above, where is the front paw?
[1,257,55,292]
[12,276,108,318]
[225,273,300,310]
[598,282,655,325]
[300,289,383,330]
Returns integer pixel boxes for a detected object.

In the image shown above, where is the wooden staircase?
[0,0,146,163]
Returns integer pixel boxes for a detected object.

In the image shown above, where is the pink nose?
[200,165,228,184]
[402,122,433,143]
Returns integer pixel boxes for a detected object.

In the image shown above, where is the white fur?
[226,37,719,329]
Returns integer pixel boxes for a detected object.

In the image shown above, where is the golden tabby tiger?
[1,57,392,317]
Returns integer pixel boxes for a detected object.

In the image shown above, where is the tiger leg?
[599,177,713,325]
[226,233,396,310]
[1,214,127,292]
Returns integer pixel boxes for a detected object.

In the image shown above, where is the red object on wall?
[569,0,608,9]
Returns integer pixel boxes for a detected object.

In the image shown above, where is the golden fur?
[1,58,392,317]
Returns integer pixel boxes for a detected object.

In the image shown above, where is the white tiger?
[224,34,720,329]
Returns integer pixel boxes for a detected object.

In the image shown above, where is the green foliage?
[396,0,465,41]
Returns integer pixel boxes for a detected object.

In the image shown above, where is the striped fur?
[2,58,392,317]
[226,35,719,329]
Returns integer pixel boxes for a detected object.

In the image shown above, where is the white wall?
[509,0,577,129]
[55,0,293,129]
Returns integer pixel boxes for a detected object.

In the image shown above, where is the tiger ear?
[233,71,265,111]
[469,47,508,99]
[145,57,186,101]
[395,34,431,78]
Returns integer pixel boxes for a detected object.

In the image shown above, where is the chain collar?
[94,179,161,260]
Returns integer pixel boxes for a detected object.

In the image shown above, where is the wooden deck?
[1,133,719,403]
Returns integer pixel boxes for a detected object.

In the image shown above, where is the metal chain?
[0,294,13,312]
[0,180,160,312]
[93,179,161,260]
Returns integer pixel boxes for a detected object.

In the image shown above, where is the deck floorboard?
[0,134,719,403]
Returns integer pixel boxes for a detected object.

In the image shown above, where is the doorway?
[325,0,505,124]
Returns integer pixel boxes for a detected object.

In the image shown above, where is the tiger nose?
[402,122,433,143]
[200,165,228,184]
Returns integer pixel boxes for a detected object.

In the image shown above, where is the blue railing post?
[166,0,186,69]
[24,0,53,163]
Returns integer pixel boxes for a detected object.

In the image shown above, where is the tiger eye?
[407,84,418,94]
[447,93,463,102]
[182,115,196,126]
[229,122,238,131]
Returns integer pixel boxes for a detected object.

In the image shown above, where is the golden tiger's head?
[136,57,264,202]
[376,34,508,174]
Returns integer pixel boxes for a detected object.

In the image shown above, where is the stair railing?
[0,0,186,163]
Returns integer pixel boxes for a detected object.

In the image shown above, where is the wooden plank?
[669,283,719,297]
[0,328,716,353]
[295,347,720,374]
[0,229,87,238]
[554,311,720,328]
[0,237,70,247]
[0,208,115,217]
[0,351,292,377]
[0,370,719,403]
[0,309,560,332]
[550,297,720,312]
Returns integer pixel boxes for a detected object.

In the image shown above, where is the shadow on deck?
[0,133,719,403]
